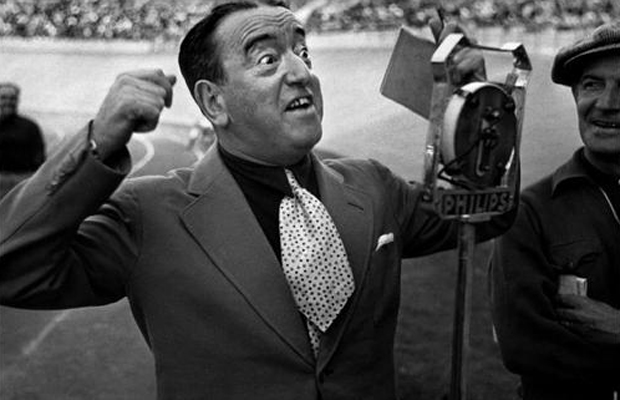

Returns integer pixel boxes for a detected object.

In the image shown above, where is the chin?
[585,145,620,161]
[594,148,620,157]
[296,127,322,147]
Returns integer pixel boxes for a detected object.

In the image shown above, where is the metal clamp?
[422,33,532,219]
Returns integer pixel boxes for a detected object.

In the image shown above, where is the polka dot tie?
[279,169,355,356]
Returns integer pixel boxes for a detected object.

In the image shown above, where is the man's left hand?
[429,18,487,86]
[556,294,620,345]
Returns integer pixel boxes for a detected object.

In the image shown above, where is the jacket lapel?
[180,147,315,366]
[312,156,375,370]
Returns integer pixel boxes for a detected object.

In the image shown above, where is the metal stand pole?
[449,219,476,400]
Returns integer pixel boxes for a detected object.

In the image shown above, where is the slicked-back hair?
[178,0,290,99]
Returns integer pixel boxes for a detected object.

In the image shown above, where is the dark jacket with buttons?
[491,149,620,400]
[1,126,516,400]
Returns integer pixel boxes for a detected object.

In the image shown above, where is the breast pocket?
[549,239,602,274]
[365,240,401,327]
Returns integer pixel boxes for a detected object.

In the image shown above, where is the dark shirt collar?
[217,145,320,262]
[578,150,620,188]
[218,145,318,198]
[552,147,620,195]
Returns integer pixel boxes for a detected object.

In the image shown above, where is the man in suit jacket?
[0,1,516,399]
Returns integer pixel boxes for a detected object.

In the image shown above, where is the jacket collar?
[187,144,317,196]
[551,147,593,196]
[183,145,374,369]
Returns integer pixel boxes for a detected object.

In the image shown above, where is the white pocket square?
[375,233,394,251]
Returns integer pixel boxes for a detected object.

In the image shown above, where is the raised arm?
[0,69,175,309]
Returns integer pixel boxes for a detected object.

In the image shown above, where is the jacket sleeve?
[490,199,618,384]
[0,125,137,309]
[33,121,46,168]
[372,159,518,258]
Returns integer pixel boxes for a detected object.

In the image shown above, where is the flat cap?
[551,21,620,86]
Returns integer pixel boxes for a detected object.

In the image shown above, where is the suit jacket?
[0,126,515,399]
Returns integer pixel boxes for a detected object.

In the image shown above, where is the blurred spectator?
[0,82,45,198]
[186,118,215,158]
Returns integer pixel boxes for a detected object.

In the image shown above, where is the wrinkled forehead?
[579,52,620,79]
[216,6,305,55]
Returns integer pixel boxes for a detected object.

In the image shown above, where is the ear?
[194,79,229,128]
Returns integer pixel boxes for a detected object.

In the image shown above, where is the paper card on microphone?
[380,27,435,119]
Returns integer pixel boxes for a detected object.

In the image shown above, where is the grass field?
[0,30,583,399]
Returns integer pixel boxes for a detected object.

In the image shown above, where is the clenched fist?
[429,17,487,86]
[92,69,176,160]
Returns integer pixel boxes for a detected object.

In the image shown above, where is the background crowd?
[0,0,618,42]
[0,0,205,41]
[307,0,620,32]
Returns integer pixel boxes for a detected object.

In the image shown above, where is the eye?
[297,46,312,66]
[258,53,278,66]
[580,78,604,92]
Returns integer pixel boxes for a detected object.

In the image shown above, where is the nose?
[283,51,311,86]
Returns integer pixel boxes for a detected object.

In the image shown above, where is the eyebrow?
[243,25,307,55]
[579,72,608,83]
[244,32,276,54]
[580,73,599,80]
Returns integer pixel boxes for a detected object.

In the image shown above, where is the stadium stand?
[0,0,618,41]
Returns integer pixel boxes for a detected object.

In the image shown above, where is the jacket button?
[318,368,333,384]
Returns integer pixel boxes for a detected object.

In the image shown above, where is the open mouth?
[285,95,313,111]
[592,120,620,129]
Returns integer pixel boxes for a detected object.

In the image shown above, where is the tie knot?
[285,169,302,193]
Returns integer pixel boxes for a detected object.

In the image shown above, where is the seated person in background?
[490,21,620,400]
[0,82,45,198]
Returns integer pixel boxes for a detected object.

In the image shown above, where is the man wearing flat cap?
[490,21,620,400]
